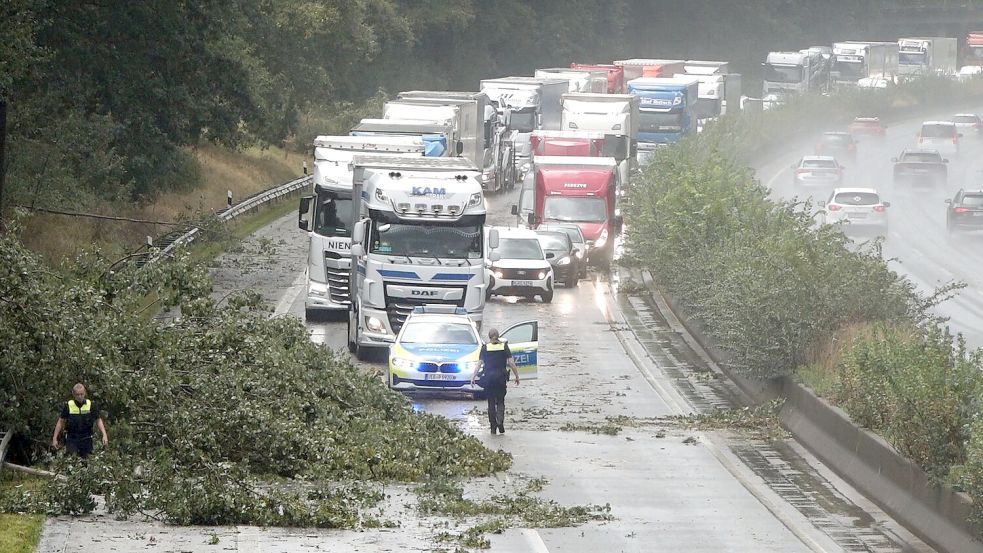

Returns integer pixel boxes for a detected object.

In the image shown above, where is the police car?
[387,305,539,394]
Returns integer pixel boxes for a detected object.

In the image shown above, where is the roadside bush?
[0,230,510,526]
[834,324,982,481]
[627,140,919,378]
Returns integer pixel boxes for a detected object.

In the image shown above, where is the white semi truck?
[346,156,492,359]
[350,118,460,157]
[677,60,743,118]
[395,91,515,194]
[297,136,429,319]
[384,94,506,192]
[762,50,828,96]
[559,93,638,197]
[534,68,607,93]
[479,76,567,163]
[831,41,900,86]
[898,37,958,76]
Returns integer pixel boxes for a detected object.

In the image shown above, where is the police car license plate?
[425,374,456,381]
[512,280,534,287]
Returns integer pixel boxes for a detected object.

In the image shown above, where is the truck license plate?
[425,373,456,381]
[511,280,534,287]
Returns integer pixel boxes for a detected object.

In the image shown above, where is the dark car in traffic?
[815,131,858,159]
[538,223,588,279]
[946,189,983,233]
[535,230,579,287]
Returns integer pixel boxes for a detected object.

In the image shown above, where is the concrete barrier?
[638,269,983,553]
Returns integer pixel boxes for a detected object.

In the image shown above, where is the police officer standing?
[52,383,108,458]
[471,328,520,434]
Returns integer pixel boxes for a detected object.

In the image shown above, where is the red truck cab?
[527,156,621,267]
[570,63,626,93]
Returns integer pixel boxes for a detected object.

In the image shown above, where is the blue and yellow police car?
[388,305,539,394]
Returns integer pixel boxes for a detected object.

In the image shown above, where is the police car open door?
[501,320,538,380]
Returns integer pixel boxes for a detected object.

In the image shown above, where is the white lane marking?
[521,529,551,553]
[274,270,307,316]
[605,278,834,553]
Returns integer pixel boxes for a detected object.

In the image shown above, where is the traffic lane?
[297,276,681,424]
[296,276,841,552]
[762,107,983,347]
[485,429,824,553]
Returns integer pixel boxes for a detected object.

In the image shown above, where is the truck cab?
[627,76,700,145]
[570,63,626,93]
[297,136,427,318]
[522,155,621,268]
[347,156,490,360]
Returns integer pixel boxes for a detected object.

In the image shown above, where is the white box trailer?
[535,68,607,93]
[898,37,959,76]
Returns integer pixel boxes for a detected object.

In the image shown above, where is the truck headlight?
[595,228,609,249]
[557,256,571,266]
[493,270,504,279]
[391,357,418,370]
[468,193,483,207]
[374,188,388,202]
[365,316,386,333]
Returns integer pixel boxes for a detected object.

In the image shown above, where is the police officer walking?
[52,383,108,458]
[471,328,520,434]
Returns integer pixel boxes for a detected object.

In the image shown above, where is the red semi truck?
[570,63,626,93]
[519,156,622,268]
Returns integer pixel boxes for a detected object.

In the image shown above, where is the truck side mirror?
[527,213,538,228]
[298,195,314,231]
[352,220,366,244]
[456,141,465,155]
[489,251,501,262]
[488,228,500,250]
[350,243,365,258]
[511,205,519,216]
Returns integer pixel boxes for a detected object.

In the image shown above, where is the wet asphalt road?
[759,104,983,348]
[36,114,954,551]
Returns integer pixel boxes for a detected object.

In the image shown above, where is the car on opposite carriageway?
[815,131,857,159]
[946,189,983,233]
[387,305,540,395]
[892,148,948,185]
[821,187,890,235]
[792,156,845,187]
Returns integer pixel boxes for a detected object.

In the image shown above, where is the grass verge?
[0,472,46,553]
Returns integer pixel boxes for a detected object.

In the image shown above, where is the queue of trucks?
[297,31,983,360]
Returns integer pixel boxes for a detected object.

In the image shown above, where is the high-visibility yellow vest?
[67,399,91,415]
[486,342,506,352]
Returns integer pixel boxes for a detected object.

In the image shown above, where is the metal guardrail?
[0,430,11,473]
[144,175,312,266]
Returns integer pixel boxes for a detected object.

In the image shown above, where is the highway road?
[38,112,960,552]
[758,105,983,348]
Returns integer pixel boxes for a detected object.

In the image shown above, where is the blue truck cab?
[626,77,700,145]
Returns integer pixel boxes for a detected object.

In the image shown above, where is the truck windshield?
[833,60,866,79]
[370,221,483,259]
[510,110,537,133]
[544,197,607,223]
[313,193,353,238]
[899,52,926,65]
[639,112,684,132]
[763,64,803,83]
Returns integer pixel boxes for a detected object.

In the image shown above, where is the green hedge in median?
[624,77,983,519]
